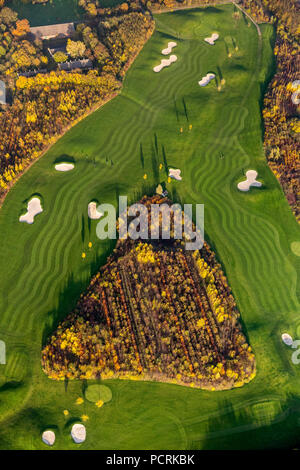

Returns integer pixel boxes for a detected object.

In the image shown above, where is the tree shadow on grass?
[190,395,299,450]
[81,214,85,244]
[0,380,23,392]
[182,97,189,122]
[54,154,75,165]
[63,416,83,430]
[21,407,60,434]
[139,143,145,169]
[203,6,223,14]
[161,144,169,177]
[41,237,116,349]
[41,273,85,348]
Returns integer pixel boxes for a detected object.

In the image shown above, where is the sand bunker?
[198,73,216,87]
[291,80,300,105]
[204,33,219,45]
[42,430,55,446]
[71,424,86,444]
[88,202,103,220]
[55,162,74,172]
[169,168,182,181]
[153,55,177,73]
[237,170,262,192]
[162,41,177,55]
[19,197,43,224]
[282,333,293,346]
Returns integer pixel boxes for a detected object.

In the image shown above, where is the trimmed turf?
[291,242,300,257]
[12,0,123,27]
[12,0,85,26]
[0,5,299,450]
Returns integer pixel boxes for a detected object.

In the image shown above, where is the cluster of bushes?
[79,0,136,18]
[73,4,154,78]
[140,0,221,12]
[0,7,47,77]
[0,70,120,190]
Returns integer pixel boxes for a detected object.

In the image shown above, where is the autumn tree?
[66,39,86,58]
[0,6,17,25]
[12,19,30,38]
[53,51,68,63]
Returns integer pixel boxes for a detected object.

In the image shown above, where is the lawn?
[12,0,85,26]
[0,5,299,450]
[11,0,123,27]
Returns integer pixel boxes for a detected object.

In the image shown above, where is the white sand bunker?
[204,33,219,45]
[282,333,293,346]
[19,197,43,224]
[42,430,56,446]
[291,80,300,105]
[162,41,177,55]
[88,201,103,220]
[153,55,177,73]
[198,73,216,87]
[237,170,262,192]
[55,162,74,172]
[71,424,86,444]
[169,168,182,181]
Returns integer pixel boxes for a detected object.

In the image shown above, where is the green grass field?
[0,5,300,449]
[12,0,85,26]
[12,0,122,27]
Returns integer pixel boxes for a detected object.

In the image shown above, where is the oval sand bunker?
[55,163,74,172]
[282,333,293,346]
[19,197,43,224]
[71,424,86,444]
[42,430,56,446]
[88,202,103,220]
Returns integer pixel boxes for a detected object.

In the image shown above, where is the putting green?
[85,385,112,404]
[291,241,300,257]
[0,5,299,450]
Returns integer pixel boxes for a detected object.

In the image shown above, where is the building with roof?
[30,23,75,41]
